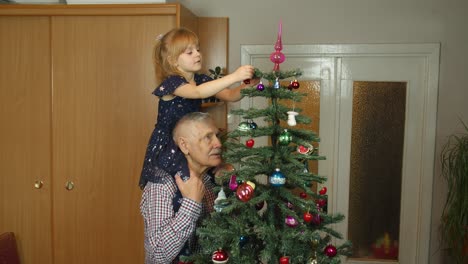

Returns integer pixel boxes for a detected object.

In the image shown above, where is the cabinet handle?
[65,181,75,191]
[34,180,44,189]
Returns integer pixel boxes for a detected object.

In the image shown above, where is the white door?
[240,44,440,264]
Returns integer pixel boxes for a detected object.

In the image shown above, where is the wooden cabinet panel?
[198,17,229,131]
[51,15,173,264]
[0,16,53,264]
[1,4,228,263]
[198,17,228,75]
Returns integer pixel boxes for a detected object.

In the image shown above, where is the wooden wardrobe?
[0,4,228,264]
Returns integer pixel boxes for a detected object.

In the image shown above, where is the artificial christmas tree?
[191,22,352,264]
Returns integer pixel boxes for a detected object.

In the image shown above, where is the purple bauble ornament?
[256,82,265,91]
[311,213,322,225]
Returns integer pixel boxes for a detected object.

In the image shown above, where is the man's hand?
[175,173,205,203]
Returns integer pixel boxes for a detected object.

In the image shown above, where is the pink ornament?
[324,244,337,257]
[270,20,285,71]
[285,215,298,227]
[229,174,238,191]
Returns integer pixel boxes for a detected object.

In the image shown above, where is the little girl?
[139,27,256,189]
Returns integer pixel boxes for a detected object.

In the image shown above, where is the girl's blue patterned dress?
[139,74,212,188]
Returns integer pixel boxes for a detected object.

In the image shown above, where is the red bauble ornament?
[178,261,193,264]
[319,186,327,195]
[291,79,300,89]
[243,79,250,85]
[279,256,290,264]
[299,192,307,199]
[236,181,255,202]
[303,212,313,223]
[297,144,312,155]
[317,198,327,208]
[246,138,255,148]
[212,248,229,263]
[324,244,337,257]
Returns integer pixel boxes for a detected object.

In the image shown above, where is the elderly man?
[140,112,222,264]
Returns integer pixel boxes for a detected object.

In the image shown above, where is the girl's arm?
[173,65,254,99]
[215,78,261,102]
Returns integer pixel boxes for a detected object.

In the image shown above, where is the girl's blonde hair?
[153,27,199,84]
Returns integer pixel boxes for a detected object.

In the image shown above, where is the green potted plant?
[440,120,468,264]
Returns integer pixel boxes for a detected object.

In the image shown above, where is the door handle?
[65,181,75,191]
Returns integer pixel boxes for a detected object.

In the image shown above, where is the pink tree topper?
[270,20,285,71]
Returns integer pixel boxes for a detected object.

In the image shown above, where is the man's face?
[186,120,222,170]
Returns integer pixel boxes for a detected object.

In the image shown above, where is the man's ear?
[177,137,189,155]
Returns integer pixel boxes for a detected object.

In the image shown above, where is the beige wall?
[172,0,468,263]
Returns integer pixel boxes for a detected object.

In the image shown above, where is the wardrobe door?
[198,17,229,131]
[51,15,173,264]
[0,16,53,264]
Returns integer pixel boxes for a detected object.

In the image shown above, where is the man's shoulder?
[145,168,177,193]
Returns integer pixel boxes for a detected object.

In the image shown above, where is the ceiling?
[4,0,166,3]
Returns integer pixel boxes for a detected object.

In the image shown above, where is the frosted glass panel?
[348,81,406,261]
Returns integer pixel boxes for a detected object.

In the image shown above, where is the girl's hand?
[232,65,255,82]
[175,173,205,203]
[246,77,261,87]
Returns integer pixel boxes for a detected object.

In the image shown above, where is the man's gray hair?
[172,112,212,141]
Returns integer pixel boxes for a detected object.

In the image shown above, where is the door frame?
[240,43,440,264]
